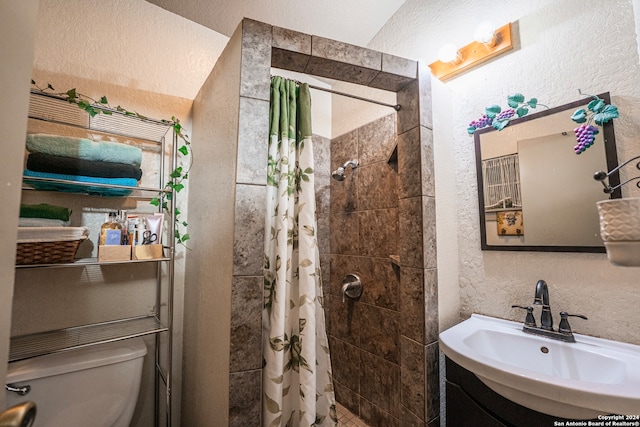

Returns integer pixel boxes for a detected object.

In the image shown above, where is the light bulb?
[438,43,461,63]
[474,21,497,46]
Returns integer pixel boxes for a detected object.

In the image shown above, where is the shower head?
[332,168,346,181]
[332,160,358,181]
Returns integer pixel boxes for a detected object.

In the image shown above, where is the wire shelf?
[9,316,167,362]
[14,255,170,269]
[21,175,169,195]
[28,90,172,143]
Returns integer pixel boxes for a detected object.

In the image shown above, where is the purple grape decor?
[467,93,545,135]
[573,124,599,154]
[570,91,619,154]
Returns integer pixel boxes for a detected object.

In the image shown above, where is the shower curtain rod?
[307,84,401,111]
[272,75,401,111]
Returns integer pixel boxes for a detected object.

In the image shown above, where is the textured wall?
[364,0,640,344]
[33,0,227,100]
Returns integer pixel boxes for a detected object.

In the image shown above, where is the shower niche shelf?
[387,143,398,171]
[13,89,178,425]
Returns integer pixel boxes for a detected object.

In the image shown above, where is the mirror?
[474,92,620,252]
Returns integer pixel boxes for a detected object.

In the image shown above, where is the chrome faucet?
[512,279,588,343]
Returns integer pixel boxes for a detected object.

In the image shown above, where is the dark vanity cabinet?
[445,357,559,426]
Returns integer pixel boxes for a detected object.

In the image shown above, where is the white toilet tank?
[5,337,147,427]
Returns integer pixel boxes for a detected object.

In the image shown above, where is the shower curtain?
[263,76,337,427]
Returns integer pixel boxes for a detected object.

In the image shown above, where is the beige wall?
[362,0,640,344]
[181,19,243,427]
[0,0,39,410]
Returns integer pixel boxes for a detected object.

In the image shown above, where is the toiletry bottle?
[127,215,138,246]
[99,212,123,246]
[135,218,146,246]
[119,210,128,245]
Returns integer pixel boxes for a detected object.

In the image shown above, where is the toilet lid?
[6,337,147,383]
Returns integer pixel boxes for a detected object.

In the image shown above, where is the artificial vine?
[570,90,619,155]
[31,81,191,247]
[467,93,547,134]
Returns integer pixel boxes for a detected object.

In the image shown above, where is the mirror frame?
[474,92,621,252]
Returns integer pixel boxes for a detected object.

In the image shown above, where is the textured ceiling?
[145,0,407,46]
[33,0,406,100]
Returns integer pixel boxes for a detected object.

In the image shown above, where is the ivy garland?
[31,81,191,247]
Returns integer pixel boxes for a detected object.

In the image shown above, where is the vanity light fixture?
[438,43,462,64]
[429,22,514,82]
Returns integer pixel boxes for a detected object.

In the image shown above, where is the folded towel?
[26,134,142,167]
[18,217,70,227]
[20,203,72,221]
[17,226,89,243]
[27,152,143,180]
[23,169,137,197]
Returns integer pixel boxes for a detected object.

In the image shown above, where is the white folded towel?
[17,226,89,243]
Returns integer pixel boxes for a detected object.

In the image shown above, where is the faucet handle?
[558,311,588,334]
[511,305,537,327]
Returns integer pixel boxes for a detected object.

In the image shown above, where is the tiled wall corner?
[400,266,425,344]
[228,369,262,427]
[425,341,440,423]
[420,127,435,197]
[240,19,272,100]
[397,79,420,135]
[397,126,422,199]
[236,97,269,185]
[401,336,426,421]
[422,196,437,269]
[271,26,311,73]
[232,184,266,276]
[398,196,424,268]
[424,268,439,345]
[417,62,433,130]
[370,54,417,92]
[229,276,263,372]
[307,36,382,86]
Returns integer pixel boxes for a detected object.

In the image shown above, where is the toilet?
[4,337,147,427]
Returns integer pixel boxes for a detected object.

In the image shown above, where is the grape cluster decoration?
[570,94,619,155]
[572,124,599,154]
[467,94,542,134]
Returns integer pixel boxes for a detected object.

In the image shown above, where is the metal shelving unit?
[12,90,177,426]
[9,316,168,361]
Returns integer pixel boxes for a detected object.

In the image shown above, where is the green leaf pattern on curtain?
[263,76,337,426]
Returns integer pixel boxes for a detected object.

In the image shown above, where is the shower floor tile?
[336,402,370,427]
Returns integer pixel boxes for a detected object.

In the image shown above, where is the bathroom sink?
[440,314,640,419]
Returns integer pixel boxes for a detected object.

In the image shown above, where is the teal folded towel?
[20,203,72,221]
[26,134,142,167]
[23,169,137,197]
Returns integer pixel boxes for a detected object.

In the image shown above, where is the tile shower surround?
[328,113,438,427]
[217,18,437,426]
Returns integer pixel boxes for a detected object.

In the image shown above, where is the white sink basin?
[440,314,640,419]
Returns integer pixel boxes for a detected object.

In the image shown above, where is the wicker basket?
[16,237,86,265]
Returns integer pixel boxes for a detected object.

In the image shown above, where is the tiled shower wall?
[189,17,437,426]
[328,113,401,426]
